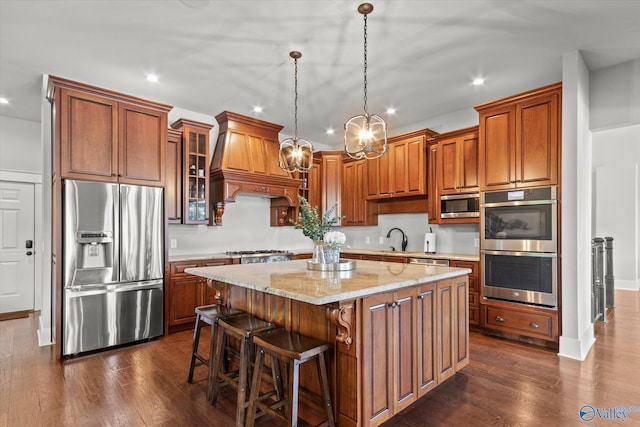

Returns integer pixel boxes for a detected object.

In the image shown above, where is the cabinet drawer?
[468,275,479,292]
[469,307,480,325]
[202,259,230,267]
[451,260,478,276]
[469,291,479,307]
[170,262,200,275]
[485,306,553,338]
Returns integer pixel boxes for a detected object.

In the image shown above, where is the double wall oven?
[481,186,558,308]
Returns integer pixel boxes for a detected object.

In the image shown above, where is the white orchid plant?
[324,231,347,248]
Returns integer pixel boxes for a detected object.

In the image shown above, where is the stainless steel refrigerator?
[63,180,164,355]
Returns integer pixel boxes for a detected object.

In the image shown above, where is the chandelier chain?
[363,12,368,115]
[293,56,299,139]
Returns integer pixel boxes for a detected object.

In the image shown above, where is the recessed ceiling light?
[472,77,485,86]
[326,128,335,135]
[146,74,159,83]
[0,97,9,105]
[386,107,396,115]
[252,106,263,113]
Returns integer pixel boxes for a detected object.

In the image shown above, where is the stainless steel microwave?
[440,193,480,219]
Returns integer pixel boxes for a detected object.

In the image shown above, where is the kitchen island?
[186,260,471,427]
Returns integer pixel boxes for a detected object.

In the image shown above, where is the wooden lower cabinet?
[361,276,468,427]
[450,260,480,326]
[167,258,231,332]
[481,299,559,343]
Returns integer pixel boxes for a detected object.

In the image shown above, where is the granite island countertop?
[185,259,471,305]
[169,250,479,263]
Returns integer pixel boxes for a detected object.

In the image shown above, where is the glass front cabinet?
[170,119,214,224]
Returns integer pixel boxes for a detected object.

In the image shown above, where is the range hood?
[209,111,302,225]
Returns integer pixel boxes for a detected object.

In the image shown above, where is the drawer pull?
[529,322,540,329]
[495,316,505,322]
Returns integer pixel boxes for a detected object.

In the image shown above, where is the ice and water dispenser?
[69,230,116,287]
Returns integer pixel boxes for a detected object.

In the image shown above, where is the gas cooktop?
[225,250,291,255]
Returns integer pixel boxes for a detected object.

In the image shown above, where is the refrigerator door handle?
[65,280,163,298]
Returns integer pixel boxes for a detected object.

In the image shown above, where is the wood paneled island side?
[186,260,471,427]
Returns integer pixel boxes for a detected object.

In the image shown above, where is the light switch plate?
[379,236,384,244]
[170,239,177,249]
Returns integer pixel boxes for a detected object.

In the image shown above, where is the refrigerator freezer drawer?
[63,285,163,355]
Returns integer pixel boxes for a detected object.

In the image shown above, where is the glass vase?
[324,244,340,264]
[311,240,326,264]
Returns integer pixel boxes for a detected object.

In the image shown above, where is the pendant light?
[344,3,387,160]
[279,51,313,172]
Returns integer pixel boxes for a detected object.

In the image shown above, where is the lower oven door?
[482,250,557,308]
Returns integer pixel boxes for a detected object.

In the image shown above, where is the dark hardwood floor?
[1,290,638,427]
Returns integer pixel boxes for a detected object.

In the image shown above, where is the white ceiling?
[1,0,640,147]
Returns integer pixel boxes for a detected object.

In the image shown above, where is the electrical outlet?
[170,239,177,249]
[379,236,384,244]
[365,236,371,244]
[474,238,479,248]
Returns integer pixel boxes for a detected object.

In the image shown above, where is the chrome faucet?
[386,228,408,251]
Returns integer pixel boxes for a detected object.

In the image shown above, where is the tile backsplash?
[168,195,479,256]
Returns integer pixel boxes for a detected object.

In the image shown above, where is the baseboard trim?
[615,280,639,290]
[558,326,596,361]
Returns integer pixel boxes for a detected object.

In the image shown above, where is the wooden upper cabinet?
[342,159,377,226]
[118,102,167,185]
[170,119,214,225]
[166,128,183,223]
[51,76,172,186]
[367,129,436,200]
[437,126,479,195]
[58,88,118,181]
[476,83,561,191]
[427,141,440,224]
[321,152,343,225]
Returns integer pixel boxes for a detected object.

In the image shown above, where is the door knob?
[26,251,33,256]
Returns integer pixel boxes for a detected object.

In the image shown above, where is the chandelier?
[344,3,387,160]
[279,51,313,172]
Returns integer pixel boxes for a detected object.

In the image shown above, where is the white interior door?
[0,181,35,313]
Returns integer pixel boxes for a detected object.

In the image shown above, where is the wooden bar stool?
[246,328,336,427]
[209,313,275,427]
[186,304,242,401]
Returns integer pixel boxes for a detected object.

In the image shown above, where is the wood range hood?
[208,111,302,225]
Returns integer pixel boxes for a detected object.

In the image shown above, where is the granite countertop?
[185,259,471,305]
[169,250,479,263]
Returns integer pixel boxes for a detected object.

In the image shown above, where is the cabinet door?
[436,278,456,383]
[459,133,479,192]
[439,137,459,194]
[417,282,437,396]
[367,152,391,198]
[517,93,559,187]
[183,128,209,224]
[362,292,393,426]
[342,160,369,225]
[306,158,322,210]
[391,288,417,413]
[321,153,342,225]
[391,137,425,196]
[170,276,201,326]
[118,102,166,185]
[166,130,183,223]
[427,143,439,224]
[58,88,118,181]
[453,276,469,370]
[479,105,516,191]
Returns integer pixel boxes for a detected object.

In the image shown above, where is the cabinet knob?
[495,315,505,322]
[417,294,425,300]
[388,302,398,308]
[529,322,540,329]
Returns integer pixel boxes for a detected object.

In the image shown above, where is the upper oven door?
[481,187,557,252]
